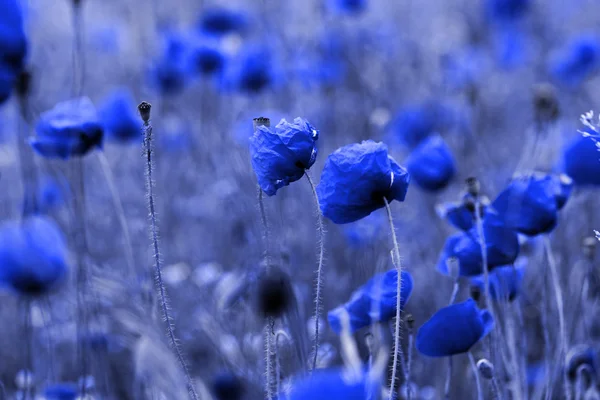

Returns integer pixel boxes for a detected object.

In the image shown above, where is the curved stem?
[96,152,136,280]
[469,352,483,400]
[142,120,198,400]
[449,279,460,305]
[305,172,325,372]
[384,197,403,400]
[544,235,569,400]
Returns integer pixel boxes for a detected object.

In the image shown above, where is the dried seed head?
[533,83,559,123]
[138,101,152,123]
[253,117,270,130]
[466,177,480,197]
[477,358,495,380]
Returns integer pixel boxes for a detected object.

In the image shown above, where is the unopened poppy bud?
[446,256,460,280]
[406,313,415,330]
[138,101,152,123]
[466,177,480,197]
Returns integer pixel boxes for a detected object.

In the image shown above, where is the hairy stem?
[544,235,569,400]
[142,119,198,400]
[71,2,85,98]
[445,356,452,400]
[305,172,325,372]
[406,327,414,400]
[449,279,459,305]
[384,197,403,400]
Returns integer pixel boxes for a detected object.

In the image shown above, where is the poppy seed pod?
[328,269,413,334]
[252,116,270,130]
[255,267,293,318]
[250,117,319,196]
[138,101,151,123]
[416,299,494,357]
[466,177,481,197]
[318,140,410,224]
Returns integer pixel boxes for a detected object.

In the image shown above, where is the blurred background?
[1,0,600,399]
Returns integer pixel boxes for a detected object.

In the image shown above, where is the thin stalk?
[384,197,403,400]
[445,356,453,400]
[71,2,85,98]
[275,330,290,397]
[96,152,136,280]
[469,352,483,400]
[305,172,325,372]
[141,111,198,400]
[22,299,32,400]
[449,279,460,305]
[543,235,569,400]
[405,327,414,400]
[257,187,274,399]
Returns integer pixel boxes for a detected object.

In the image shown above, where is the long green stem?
[141,113,198,400]
[305,172,325,372]
[384,198,403,400]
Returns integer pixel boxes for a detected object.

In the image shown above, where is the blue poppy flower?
[0,216,69,296]
[550,35,600,87]
[471,264,525,302]
[317,140,410,224]
[197,7,247,37]
[328,0,368,15]
[43,383,78,400]
[492,173,561,236]
[486,0,530,22]
[563,131,600,186]
[99,88,139,143]
[406,135,456,191]
[416,299,494,357]
[224,46,277,94]
[286,368,372,400]
[0,0,27,71]
[437,209,520,277]
[250,117,319,196]
[151,34,194,95]
[436,196,487,231]
[192,42,225,75]
[389,102,452,148]
[30,97,104,160]
[328,269,413,334]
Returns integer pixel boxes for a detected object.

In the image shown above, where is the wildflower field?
[1,0,600,399]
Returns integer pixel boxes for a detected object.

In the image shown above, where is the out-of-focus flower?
[563,130,600,186]
[191,41,226,76]
[250,117,319,196]
[471,263,525,302]
[406,135,456,191]
[99,87,139,143]
[37,175,66,213]
[286,368,373,400]
[212,371,244,400]
[441,48,484,92]
[318,140,410,224]
[486,0,530,22]
[43,383,78,400]
[151,33,194,95]
[197,7,248,37]
[389,102,452,148]
[492,173,567,236]
[550,35,600,87]
[436,195,488,232]
[0,216,69,296]
[222,46,278,94]
[328,0,368,15]
[437,209,520,277]
[30,97,104,159]
[0,0,27,104]
[328,269,413,334]
[416,299,494,357]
